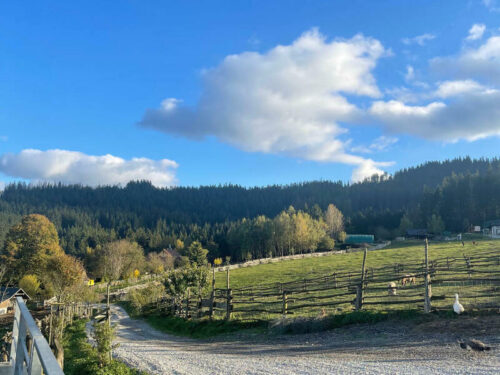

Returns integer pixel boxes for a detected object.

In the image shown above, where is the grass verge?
[63,319,149,375]
[117,301,267,339]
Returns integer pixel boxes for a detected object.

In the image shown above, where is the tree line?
[0,157,499,263]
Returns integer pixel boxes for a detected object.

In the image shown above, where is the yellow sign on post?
[87,279,95,286]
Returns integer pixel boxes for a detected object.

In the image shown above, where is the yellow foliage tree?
[213,258,223,266]
[1,214,64,279]
[19,274,40,298]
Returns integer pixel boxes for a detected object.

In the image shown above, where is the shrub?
[92,321,116,367]
[129,284,165,314]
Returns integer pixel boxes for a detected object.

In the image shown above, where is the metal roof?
[0,287,31,302]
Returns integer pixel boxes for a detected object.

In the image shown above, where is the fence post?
[225,289,232,321]
[463,254,472,279]
[48,305,54,346]
[355,248,368,310]
[424,238,431,313]
[282,291,287,316]
[209,267,215,320]
[226,268,230,290]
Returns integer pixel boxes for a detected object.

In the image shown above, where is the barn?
[0,287,31,315]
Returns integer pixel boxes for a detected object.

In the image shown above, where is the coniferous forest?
[1,157,499,262]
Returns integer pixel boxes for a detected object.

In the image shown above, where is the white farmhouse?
[483,220,500,239]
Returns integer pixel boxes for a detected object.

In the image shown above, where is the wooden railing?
[0,297,64,375]
[146,243,500,321]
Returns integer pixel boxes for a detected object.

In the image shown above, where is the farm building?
[344,234,374,245]
[0,287,31,315]
[483,219,500,238]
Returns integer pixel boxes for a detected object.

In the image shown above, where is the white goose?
[453,293,464,314]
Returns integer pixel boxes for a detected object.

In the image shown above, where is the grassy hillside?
[212,238,500,320]
[215,238,498,289]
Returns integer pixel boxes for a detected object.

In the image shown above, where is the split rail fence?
[151,240,500,321]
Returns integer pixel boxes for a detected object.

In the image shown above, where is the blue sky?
[1,0,499,188]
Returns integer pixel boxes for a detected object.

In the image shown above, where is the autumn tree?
[146,250,174,274]
[1,214,63,279]
[325,204,344,240]
[97,240,145,281]
[43,253,86,302]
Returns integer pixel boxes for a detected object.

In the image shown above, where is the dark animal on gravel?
[459,339,491,351]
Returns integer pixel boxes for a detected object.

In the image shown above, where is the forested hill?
[1,157,499,258]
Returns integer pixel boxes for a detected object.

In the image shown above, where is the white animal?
[388,282,397,296]
[453,293,464,314]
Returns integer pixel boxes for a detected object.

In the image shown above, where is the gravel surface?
[108,306,499,375]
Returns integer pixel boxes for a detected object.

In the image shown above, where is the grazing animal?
[453,293,464,314]
[472,241,477,245]
[461,241,465,247]
[401,274,416,286]
[388,282,397,295]
[459,339,491,351]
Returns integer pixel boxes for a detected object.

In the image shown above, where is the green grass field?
[215,238,499,289]
[211,238,500,321]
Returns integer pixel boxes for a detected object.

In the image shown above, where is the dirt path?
[109,306,499,375]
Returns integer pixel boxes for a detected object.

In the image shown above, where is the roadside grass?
[117,301,267,339]
[63,319,149,375]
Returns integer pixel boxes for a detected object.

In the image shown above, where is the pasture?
[210,238,500,321]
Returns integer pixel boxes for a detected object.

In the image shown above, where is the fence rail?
[146,241,500,321]
[0,297,63,375]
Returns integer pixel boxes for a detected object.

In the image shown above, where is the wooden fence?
[150,240,500,321]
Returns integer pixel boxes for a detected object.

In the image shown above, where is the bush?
[64,320,147,375]
[93,321,115,367]
[129,284,165,314]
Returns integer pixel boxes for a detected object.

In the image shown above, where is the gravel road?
[108,306,499,375]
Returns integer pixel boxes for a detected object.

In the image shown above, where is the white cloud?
[466,24,486,41]
[0,149,178,187]
[405,65,415,82]
[351,160,391,183]
[402,33,435,46]
[140,28,392,182]
[351,136,398,154]
[433,79,493,98]
[431,35,500,84]
[372,31,500,142]
[370,90,500,141]
[0,181,5,191]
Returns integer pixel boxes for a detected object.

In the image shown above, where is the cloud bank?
[139,26,500,182]
[0,149,178,187]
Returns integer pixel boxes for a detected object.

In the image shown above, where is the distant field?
[212,238,500,320]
